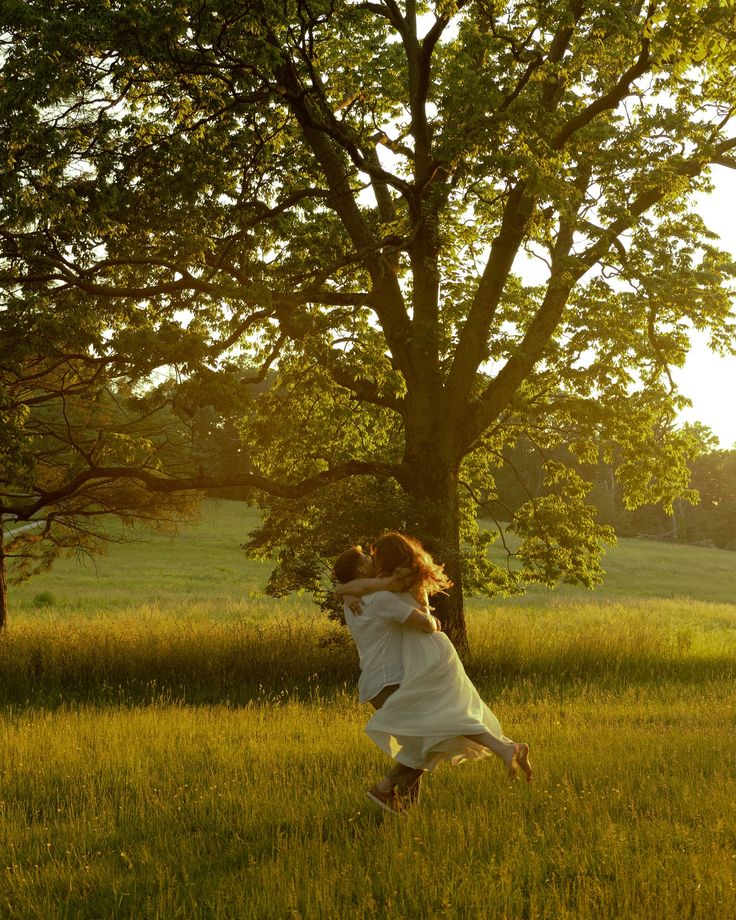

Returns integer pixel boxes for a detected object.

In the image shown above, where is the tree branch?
[464,144,721,444]
[276,39,413,201]
[358,0,405,36]
[445,182,534,410]
[233,186,334,223]
[274,47,416,382]
[6,250,372,315]
[551,37,652,150]
[320,349,404,412]
[241,332,287,386]
[8,461,403,517]
[443,4,587,413]
[710,136,736,169]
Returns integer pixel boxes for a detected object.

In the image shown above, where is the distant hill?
[9,499,736,615]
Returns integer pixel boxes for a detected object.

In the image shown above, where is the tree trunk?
[0,521,8,630]
[673,498,688,543]
[402,458,468,656]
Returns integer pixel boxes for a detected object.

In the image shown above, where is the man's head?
[333,545,373,583]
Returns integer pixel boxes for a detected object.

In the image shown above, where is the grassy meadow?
[1,499,736,918]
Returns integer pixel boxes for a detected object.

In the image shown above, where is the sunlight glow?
[677,167,736,447]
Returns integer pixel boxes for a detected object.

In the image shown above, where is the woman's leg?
[463,732,533,783]
[370,761,423,796]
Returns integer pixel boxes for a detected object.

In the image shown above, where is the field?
[1,500,735,918]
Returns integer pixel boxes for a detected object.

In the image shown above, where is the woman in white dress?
[334,532,532,814]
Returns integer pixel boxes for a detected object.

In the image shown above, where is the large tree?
[2,0,735,648]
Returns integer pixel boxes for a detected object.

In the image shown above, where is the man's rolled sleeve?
[367,590,417,623]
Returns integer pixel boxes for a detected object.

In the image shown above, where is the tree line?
[490,432,736,551]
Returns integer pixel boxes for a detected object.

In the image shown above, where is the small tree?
[0,328,203,626]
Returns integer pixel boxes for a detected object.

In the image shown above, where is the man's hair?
[333,545,365,584]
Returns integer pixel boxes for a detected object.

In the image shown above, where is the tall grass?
[1,599,734,706]
[0,606,354,706]
[1,685,734,919]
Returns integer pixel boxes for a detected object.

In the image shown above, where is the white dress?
[364,619,511,771]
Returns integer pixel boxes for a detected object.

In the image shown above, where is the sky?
[673,166,736,448]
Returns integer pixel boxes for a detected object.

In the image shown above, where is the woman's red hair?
[371,532,452,596]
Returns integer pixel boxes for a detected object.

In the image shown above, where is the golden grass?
[2,598,734,706]
[1,597,735,917]
[2,501,736,917]
[1,684,734,919]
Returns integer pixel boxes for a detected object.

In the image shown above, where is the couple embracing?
[333,531,533,815]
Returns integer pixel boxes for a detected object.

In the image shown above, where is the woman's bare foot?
[507,742,533,783]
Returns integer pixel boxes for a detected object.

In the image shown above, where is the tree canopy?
[2,0,735,647]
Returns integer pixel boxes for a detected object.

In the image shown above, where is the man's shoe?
[366,784,404,814]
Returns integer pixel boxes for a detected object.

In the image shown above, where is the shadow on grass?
[3,605,736,710]
[1,623,734,710]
